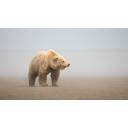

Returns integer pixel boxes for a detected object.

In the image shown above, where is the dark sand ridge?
[0,77,128,100]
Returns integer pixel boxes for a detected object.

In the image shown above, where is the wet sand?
[0,77,128,100]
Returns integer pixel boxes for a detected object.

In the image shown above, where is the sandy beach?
[0,77,128,100]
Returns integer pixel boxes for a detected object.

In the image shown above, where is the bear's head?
[50,55,70,70]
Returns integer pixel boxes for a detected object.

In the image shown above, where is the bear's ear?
[48,49,57,56]
[53,56,58,62]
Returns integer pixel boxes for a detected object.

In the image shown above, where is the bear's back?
[30,51,47,72]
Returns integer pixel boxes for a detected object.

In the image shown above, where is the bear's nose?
[67,64,70,67]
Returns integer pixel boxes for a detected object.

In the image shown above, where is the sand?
[0,77,128,100]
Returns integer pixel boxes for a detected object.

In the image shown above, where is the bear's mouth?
[59,66,66,70]
[60,67,66,70]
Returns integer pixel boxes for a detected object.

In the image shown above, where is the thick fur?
[28,49,70,87]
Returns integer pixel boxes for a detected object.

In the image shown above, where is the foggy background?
[0,28,128,77]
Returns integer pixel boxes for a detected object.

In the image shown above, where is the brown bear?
[28,49,70,87]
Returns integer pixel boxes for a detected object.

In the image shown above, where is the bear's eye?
[62,60,64,63]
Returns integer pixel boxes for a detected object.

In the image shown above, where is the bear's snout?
[67,63,70,67]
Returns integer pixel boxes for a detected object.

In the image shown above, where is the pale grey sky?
[0,28,128,51]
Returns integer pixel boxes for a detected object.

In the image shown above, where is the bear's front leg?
[39,73,48,87]
[51,70,60,86]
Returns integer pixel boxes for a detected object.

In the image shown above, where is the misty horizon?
[0,28,128,77]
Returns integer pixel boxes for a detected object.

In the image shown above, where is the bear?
[28,49,70,87]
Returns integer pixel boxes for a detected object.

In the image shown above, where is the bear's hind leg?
[29,73,37,87]
[39,74,48,87]
[51,70,60,86]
